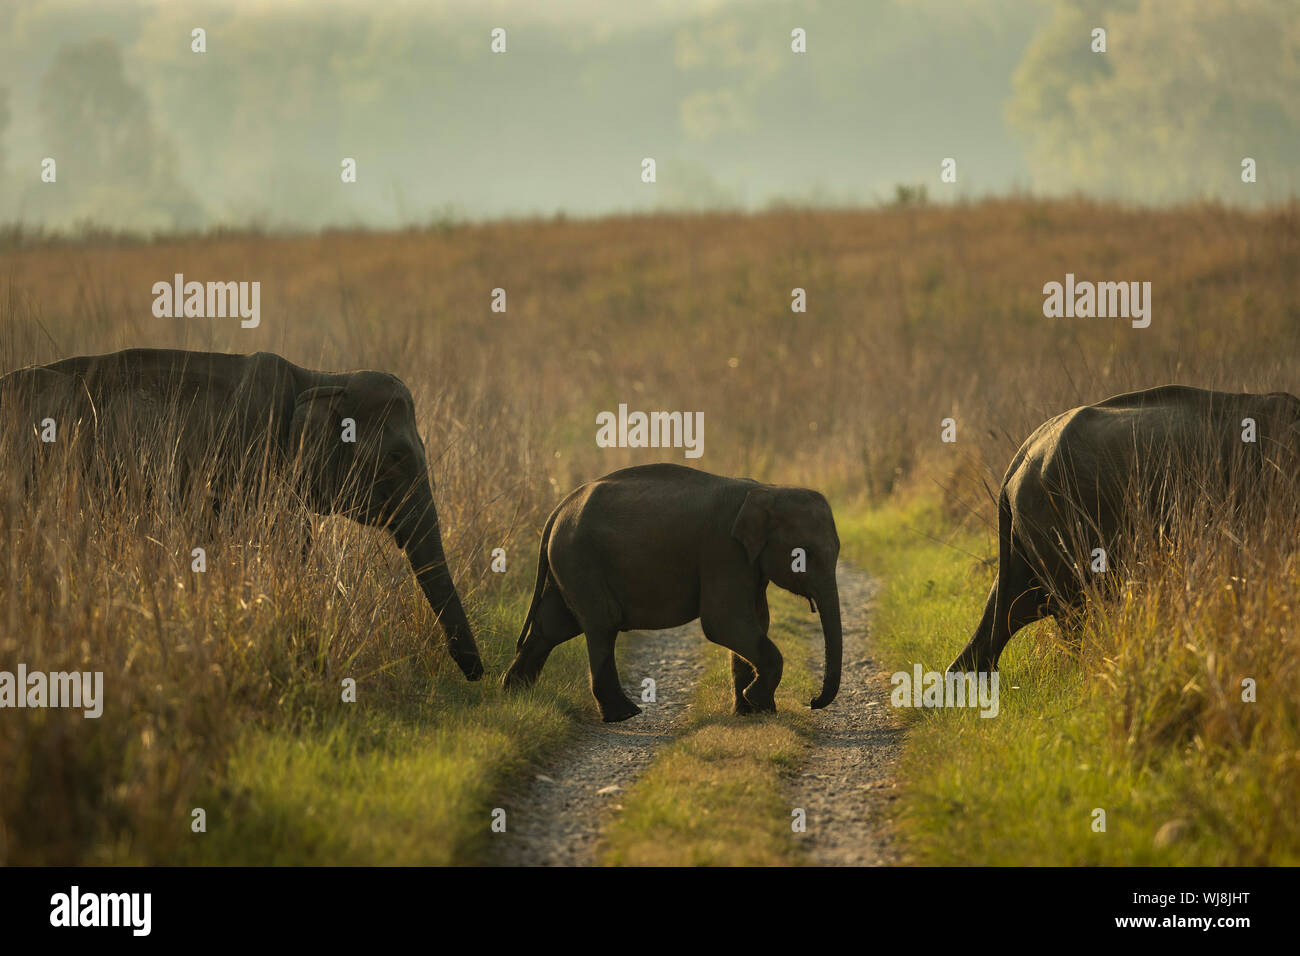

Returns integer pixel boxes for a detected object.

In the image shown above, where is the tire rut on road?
[788,562,902,865]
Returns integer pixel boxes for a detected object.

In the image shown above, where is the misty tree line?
[0,0,1294,233]
[1008,0,1299,202]
[12,40,203,231]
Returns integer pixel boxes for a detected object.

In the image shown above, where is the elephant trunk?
[809,577,842,709]
[392,488,484,681]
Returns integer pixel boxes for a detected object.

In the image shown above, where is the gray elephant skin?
[502,463,842,721]
[949,384,1300,673]
[0,348,483,680]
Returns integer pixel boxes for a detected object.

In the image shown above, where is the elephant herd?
[4,349,1297,720]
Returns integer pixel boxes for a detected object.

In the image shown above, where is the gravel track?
[488,562,899,866]
[488,622,704,866]
[787,563,901,865]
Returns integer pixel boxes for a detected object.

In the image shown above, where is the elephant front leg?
[730,588,772,713]
[704,617,782,713]
[748,638,783,711]
[586,629,641,722]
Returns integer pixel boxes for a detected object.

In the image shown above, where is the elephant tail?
[947,486,1013,673]
[515,510,557,650]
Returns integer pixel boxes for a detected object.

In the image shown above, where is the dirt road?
[787,565,901,865]
[488,623,704,866]
[489,563,899,866]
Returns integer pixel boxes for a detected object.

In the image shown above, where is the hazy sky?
[1,0,1294,231]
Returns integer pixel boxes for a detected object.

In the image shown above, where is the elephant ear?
[289,385,348,501]
[731,487,773,564]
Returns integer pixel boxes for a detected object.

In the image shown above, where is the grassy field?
[1,199,1298,863]
[838,496,1300,865]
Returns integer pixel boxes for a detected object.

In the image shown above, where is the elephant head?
[731,485,842,708]
[288,372,483,680]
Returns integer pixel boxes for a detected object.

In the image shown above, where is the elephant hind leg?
[950,543,1049,672]
[1047,588,1089,658]
[503,582,581,688]
[991,576,1052,665]
[948,580,998,673]
[585,628,640,723]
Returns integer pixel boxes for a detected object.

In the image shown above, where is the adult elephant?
[948,384,1300,674]
[502,463,842,721]
[0,348,483,680]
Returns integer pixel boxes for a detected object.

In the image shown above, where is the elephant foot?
[945,653,995,676]
[741,685,777,713]
[501,662,538,689]
[599,698,642,723]
[732,697,757,716]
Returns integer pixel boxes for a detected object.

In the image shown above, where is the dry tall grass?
[1084,445,1300,859]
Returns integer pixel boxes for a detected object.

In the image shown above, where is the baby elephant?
[502,463,842,721]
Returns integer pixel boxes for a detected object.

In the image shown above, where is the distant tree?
[0,86,9,177]
[39,39,156,186]
[36,38,202,229]
[1009,0,1300,203]
[0,86,9,221]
